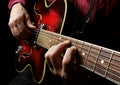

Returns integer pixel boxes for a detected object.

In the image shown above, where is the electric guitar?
[15,0,67,84]
[15,0,120,84]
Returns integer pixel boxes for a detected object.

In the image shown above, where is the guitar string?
[40,29,120,66]
[38,29,120,78]
[38,30,120,84]
[39,31,120,84]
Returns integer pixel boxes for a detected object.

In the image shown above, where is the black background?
[0,1,18,85]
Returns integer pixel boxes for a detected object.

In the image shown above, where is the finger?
[25,14,36,30]
[17,21,33,39]
[45,46,55,69]
[8,21,21,38]
[45,40,71,60]
[45,40,71,75]
[55,40,71,54]
[62,46,77,72]
[45,40,71,66]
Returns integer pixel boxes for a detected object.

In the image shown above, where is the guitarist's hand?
[45,40,81,85]
[8,3,36,40]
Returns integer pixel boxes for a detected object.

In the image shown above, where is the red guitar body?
[15,0,67,84]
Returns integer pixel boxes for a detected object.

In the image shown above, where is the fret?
[112,52,120,61]
[108,52,120,76]
[87,45,101,71]
[75,40,84,65]
[107,65,120,83]
[106,71,120,84]
[109,60,120,76]
[70,38,77,46]
[80,44,90,65]
[94,65,107,78]
[80,42,91,58]
[83,43,92,69]
[84,57,96,72]
[94,48,112,77]
[75,40,84,51]
[96,55,110,70]
[105,51,113,77]
[106,52,120,83]
[85,50,98,71]
[92,45,102,72]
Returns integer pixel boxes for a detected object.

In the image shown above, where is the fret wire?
[79,41,86,66]
[79,45,119,74]
[95,52,120,67]
[110,59,120,69]
[75,40,85,65]
[71,38,77,46]
[84,44,92,68]
[94,64,107,77]
[108,64,120,77]
[79,55,120,81]
[106,71,120,84]
[87,53,97,63]
[84,53,119,77]
[94,63,120,81]
[105,51,114,77]
[81,54,120,75]
[97,55,117,76]
[85,57,98,71]
[76,42,117,65]
[99,49,112,59]
[93,47,102,72]
[76,40,84,51]
[95,56,120,77]
[111,52,120,62]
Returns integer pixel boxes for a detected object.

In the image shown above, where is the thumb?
[25,14,36,30]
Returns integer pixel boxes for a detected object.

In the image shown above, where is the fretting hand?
[45,40,81,85]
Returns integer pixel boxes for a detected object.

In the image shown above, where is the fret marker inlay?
[82,52,85,56]
[49,39,52,42]
[101,59,104,64]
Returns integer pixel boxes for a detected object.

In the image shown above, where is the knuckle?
[67,46,77,52]
[45,52,54,59]
[8,22,13,29]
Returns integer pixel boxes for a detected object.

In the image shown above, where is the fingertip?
[25,14,36,29]
[64,40,71,44]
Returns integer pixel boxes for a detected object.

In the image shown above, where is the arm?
[8,0,36,39]
[8,0,26,10]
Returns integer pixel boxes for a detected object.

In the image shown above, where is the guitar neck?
[36,28,120,84]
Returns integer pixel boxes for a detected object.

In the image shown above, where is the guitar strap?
[79,0,96,33]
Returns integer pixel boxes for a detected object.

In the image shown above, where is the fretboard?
[36,29,120,85]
